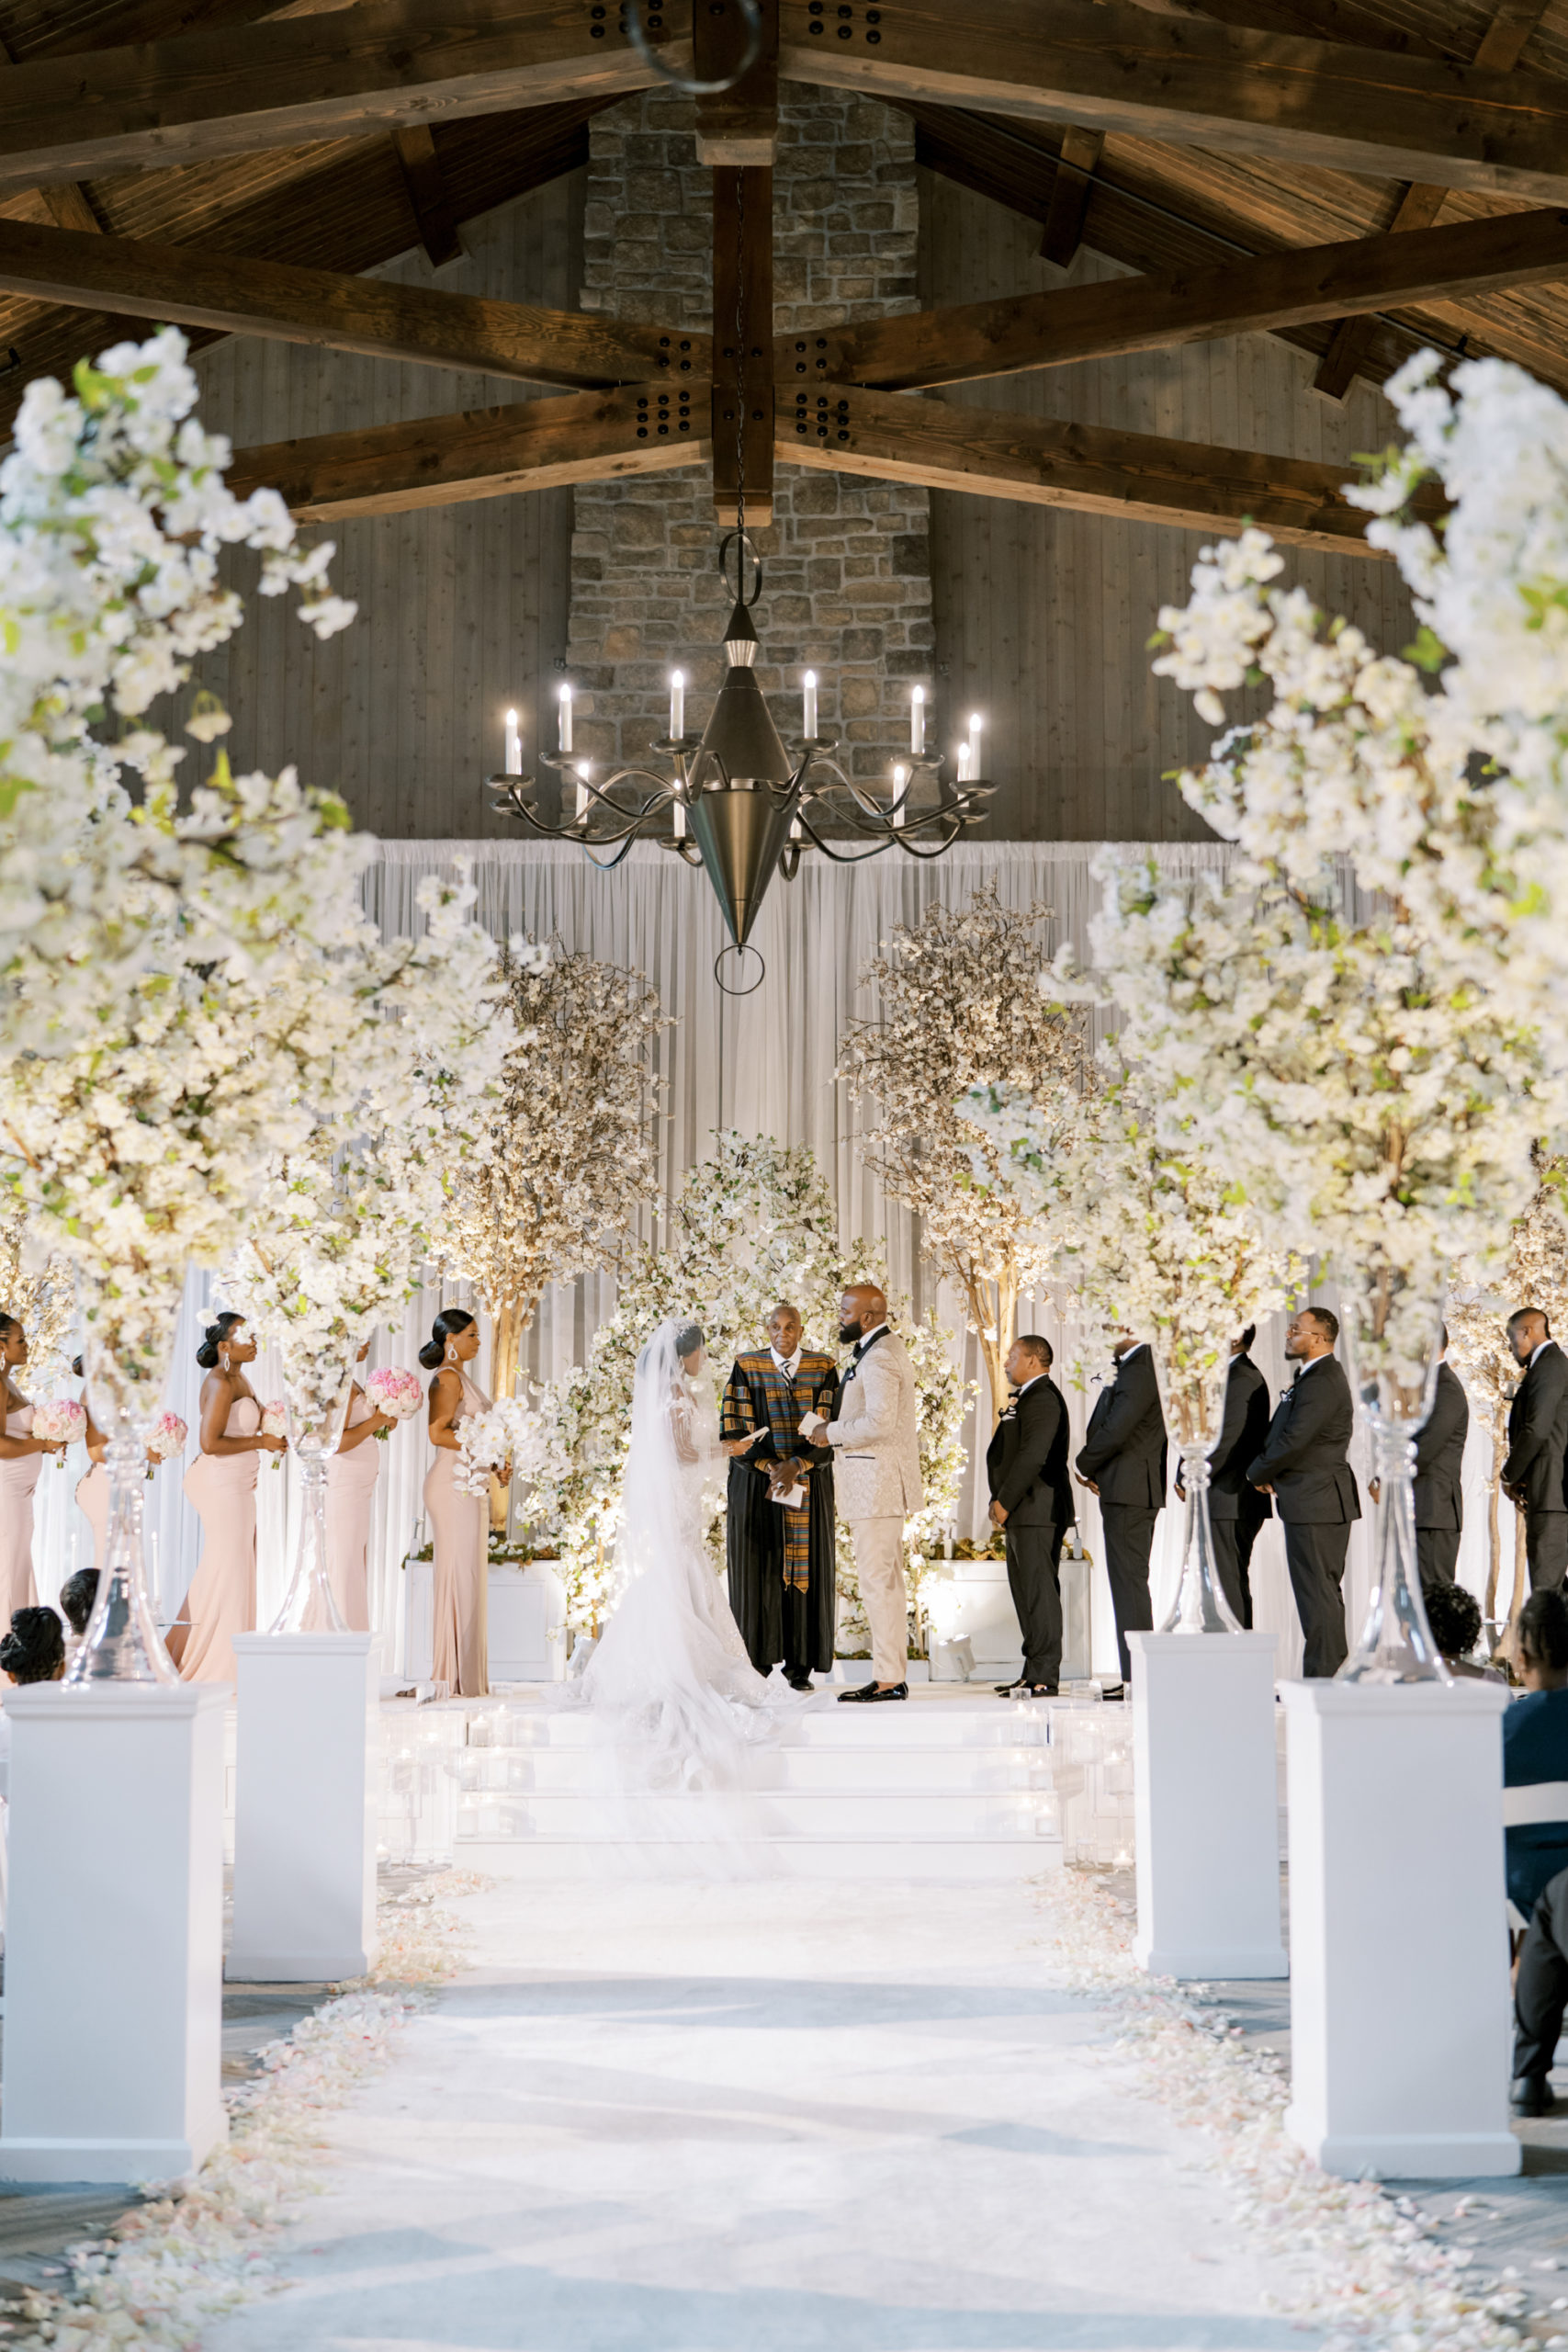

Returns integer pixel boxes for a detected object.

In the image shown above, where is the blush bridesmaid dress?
[423,1371,490,1697]
[0,1401,40,1620]
[325,1388,379,1633]
[179,1395,260,1683]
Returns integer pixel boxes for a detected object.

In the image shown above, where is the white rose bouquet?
[455,1398,546,1501]
[32,1397,85,1461]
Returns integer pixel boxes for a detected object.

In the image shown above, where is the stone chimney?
[567,87,933,786]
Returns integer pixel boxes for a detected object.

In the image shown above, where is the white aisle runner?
[203,1880,1317,2352]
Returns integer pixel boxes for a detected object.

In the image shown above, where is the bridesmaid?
[0,1317,65,1621]
[325,1340,394,1632]
[71,1354,108,1570]
[176,1312,286,1682]
[421,1308,491,1698]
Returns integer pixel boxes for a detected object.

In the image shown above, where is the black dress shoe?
[784,1670,812,1692]
[838,1679,909,1702]
[1511,2075,1555,2117]
[1100,1681,1126,1702]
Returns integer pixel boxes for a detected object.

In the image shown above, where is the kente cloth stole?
[722,1351,839,1593]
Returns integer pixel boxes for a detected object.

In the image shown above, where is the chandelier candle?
[803,670,818,741]
[893,763,908,829]
[504,709,522,777]
[576,763,591,823]
[968,712,983,776]
[669,670,685,742]
[910,685,925,756]
[558,683,573,755]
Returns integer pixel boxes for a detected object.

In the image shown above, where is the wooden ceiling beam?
[0,0,671,194]
[780,380,1444,557]
[712,164,773,527]
[1313,0,1551,399]
[695,0,779,165]
[225,379,712,521]
[0,219,712,388]
[803,206,1568,390]
[1038,127,1100,267]
[390,124,464,270]
[780,0,1568,208]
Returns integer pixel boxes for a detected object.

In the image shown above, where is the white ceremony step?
[455,1830,1062,1883]
[468,1743,1046,1794]
[456,1784,1053,1838]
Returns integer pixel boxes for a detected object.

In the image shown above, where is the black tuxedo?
[1206,1351,1272,1628]
[987,1374,1075,1688]
[1076,1343,1167,1682]
[1414,1360,1469,1589]
[1247,1352,1360,1677]
[1503,1340,1568,1591]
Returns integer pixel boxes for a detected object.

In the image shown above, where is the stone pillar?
[569,89,934,785]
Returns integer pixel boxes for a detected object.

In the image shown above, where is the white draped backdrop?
[28,839,1513,1679]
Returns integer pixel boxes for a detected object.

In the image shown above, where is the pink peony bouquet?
[259,1398,288,1468]
[33,1397,85,1462]
[366,1365,423,1438]
[147,1410,187,1465]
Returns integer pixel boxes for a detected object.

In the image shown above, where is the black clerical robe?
[721,1349,840,1677]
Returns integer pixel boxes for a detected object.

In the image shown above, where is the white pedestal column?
[1280,1679,1519,2178]
[0,1683,228,2184]
[1130,1630,1287,1979]
[229,1633,379,1983]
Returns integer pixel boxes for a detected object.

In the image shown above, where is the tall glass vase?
[1339,1299,1450,1684]
[67,1322,180,1685]
[266,1358,353,1636]
[1156,1353,1243,1634]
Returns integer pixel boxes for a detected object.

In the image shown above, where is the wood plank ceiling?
[0,0,1566,544]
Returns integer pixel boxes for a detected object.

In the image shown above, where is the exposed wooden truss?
[0,2,669,193]
[226,374,1434,554]
[809,207,1568,390]
[224,379,712,520]
[778,0,1568,205]
[0,218,713,387]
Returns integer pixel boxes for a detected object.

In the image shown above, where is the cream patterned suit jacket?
[823,1329,924,1523]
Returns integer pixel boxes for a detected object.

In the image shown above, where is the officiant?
[721,1303,840,1690]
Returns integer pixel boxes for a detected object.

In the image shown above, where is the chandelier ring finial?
[717,529,763,609]
[714,942,767,997]
[623,0,763,97]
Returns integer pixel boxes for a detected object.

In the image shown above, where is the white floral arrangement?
[31,1397,85,1460]
[366,1366,423,1438]
[531,1131,970,1630]
[146,1409,188,1464]
[454,1397,547,1500]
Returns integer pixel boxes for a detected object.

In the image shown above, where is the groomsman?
[1247,1304,1360,1677]
[1186,1328,1272,1629]
[1502,1307,1568,1592]
[1414,1327,1469,1591]
[987,1334,1075,1696]
[1075,1331,1167,1690]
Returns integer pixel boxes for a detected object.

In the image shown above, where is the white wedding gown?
[572,1319,815,1797]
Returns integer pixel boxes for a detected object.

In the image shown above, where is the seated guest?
[0,1604,65,1687]
[1513,1862,1568,2115]
[1423,1580,1503,1682]
[1503,1589,1568,1928]
[58,1567,98,1658]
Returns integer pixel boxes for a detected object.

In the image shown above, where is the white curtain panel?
[25,839,1510,1679]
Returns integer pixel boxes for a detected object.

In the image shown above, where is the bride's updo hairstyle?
[196,1312,245,1371]
[673,1322,705,1364]
[419,1306,476,1374]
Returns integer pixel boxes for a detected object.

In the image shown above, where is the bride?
[575,1317,809,1785]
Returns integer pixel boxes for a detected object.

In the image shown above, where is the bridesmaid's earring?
[446,1348,457,1363]
[220,1353,230,1373]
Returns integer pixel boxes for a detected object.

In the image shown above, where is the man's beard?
[838,1321,861,1348]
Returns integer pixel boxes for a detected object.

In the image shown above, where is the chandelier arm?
[787,809,897,865]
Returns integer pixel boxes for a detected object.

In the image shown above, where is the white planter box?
[1280,1678,1519,2178]
[229,1633,379,1984]
[401,1555,568,1684]
[1,1683,228,2183]
[1130,1631,1287,1980]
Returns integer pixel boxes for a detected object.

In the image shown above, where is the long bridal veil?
[574,1317,806,1791]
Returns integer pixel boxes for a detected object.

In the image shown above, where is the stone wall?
[567,88,934,786]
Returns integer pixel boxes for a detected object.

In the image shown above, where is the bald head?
[838,1283,887,1347]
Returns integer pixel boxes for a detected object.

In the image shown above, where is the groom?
[799,1283,924,1703]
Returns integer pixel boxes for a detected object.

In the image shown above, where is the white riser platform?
[439,1696,1072,1881]
[457,1833,1063,1882]
[466,1745,1051,1794]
